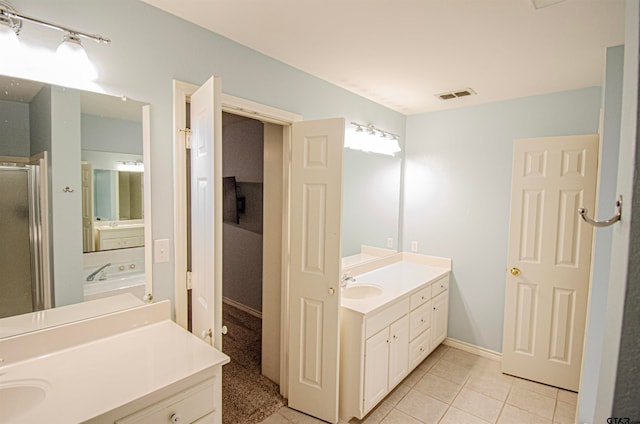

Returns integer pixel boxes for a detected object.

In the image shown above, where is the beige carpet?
[222,303,286,424]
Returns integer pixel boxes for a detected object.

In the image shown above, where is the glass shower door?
[0,166,36,318]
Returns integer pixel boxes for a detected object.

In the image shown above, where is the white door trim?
[172,80,301,396]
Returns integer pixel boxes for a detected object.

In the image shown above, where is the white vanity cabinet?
[431,278,450,347]
[110,375,220,424]
[340,271,450,421]
[363,314,410,412]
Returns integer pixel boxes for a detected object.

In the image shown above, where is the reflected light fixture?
[0,1,109,81]
[346,122,401,156]
[117,160,144,173]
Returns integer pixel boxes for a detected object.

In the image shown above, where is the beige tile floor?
[258,345,577,424]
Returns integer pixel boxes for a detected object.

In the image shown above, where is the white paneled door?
[502,135,598,391]
[190,76,223,351]
[288,118,344,423]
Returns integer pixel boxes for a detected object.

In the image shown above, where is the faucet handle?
[340,274,356,287]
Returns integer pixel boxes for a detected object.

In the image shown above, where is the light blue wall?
[579,45,624,423]
[81,114,142,155]
[50,86,84,306]
[9,0,405,307]
[402,87,602,352]
[0,100,30,156]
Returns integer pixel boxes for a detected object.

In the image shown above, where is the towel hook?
[578,195,622,228]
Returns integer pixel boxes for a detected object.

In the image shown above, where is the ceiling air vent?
[436,88,477,101]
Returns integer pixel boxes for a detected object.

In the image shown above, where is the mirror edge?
[142,104,153,300]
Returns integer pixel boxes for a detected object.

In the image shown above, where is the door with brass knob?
[502,135,598,392]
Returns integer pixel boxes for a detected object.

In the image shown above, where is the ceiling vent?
[436,88,477,101]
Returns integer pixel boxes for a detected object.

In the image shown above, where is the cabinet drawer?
[431,276,449,297]
[409,301,431,341]
[409,328,431,369]
[116,378,216,424]
[410,285,431,310]
[365,297,410,339]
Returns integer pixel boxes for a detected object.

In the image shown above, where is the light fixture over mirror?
[0,0,109,82]
[346,121,401,156]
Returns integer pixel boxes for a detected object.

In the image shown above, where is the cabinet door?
[364,328,390,413]
[388,315,410,389]
[431,290,449,347]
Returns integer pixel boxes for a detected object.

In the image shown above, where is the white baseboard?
[443,337,502,362]
[222,297,262,319]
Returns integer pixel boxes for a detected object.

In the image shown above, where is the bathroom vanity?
[0,301,229,423]
[339,253,451,421]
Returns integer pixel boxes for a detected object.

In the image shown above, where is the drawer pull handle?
[170,412,181,423]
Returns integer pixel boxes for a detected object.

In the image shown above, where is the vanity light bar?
[350,122,400,141]
[0,2,110,44]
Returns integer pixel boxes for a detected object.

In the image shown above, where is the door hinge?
[186,270,192,290]
[180,128,192,149]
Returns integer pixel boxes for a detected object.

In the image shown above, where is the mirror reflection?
[341,144,402,267]
[0,75,148,331]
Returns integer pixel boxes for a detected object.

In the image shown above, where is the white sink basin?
[342,284,383,300]
[0,379,49,421]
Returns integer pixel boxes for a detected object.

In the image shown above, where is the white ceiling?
[141,0,625,115]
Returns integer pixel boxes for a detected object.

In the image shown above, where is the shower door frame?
[0,152,52,312]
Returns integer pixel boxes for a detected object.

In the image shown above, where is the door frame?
[172,79,302,396]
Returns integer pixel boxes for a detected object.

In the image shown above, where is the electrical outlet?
[387,238,393,248]
[411,241,418,252]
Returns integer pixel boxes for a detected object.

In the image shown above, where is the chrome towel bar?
[578,195,622,228]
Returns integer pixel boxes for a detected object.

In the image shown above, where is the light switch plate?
[387,238,393,248]
[154,239,170,263]
[411,241,418,252]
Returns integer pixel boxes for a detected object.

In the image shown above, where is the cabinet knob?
[420,318,425,323]
[170,412,181,423]
[421,295,425,300]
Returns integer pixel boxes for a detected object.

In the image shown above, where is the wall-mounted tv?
[223,176,245,224]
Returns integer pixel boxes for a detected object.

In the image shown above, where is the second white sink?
[342,284,383,300]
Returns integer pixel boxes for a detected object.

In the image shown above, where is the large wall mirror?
[341,147,402,267]
[0,75,151,338]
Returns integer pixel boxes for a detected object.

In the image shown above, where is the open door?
[190,76,224,350]
[288,118,345,423]
[81,161,94,252]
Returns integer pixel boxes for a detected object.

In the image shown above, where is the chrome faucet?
[86,263,111,281]
[340,274,356,288]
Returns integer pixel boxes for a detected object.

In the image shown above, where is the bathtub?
[83,261,146,302]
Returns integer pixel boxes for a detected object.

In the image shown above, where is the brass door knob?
[510,267,521,276]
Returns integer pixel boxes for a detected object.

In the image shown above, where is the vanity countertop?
[0,308,229,423]
[341,254,451,315]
